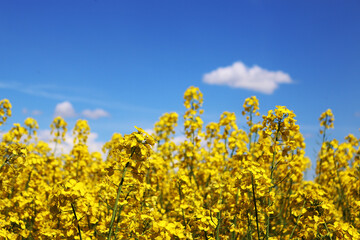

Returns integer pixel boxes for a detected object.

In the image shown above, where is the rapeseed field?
[0,86,359,239]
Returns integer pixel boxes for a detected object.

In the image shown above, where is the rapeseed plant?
[0,86,359,239]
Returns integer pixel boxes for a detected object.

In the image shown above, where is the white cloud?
[143,128,155,135]
[38,129,104,156]
[203,61,293,94]
[54,101,76,118]
[54,101,110,120]
[82,109,110,119]
[173,135,187,145]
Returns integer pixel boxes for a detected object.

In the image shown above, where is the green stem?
[246,212,253,240]
[76,151,80,180]
[231,188,240,240]
[318,116,328,179]
[53,138,58,155]
[251,173,261,240]
[107,161,130,240]
[215,185,224,240]
[289,200,306,239]
[248,111,253,153]
[177,182,187,229]
[25,171,32,191]
[324,222,333,240]
[71,202,83,240]
[215,211,221,240]
[266,120,281,239]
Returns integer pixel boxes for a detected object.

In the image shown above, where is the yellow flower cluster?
[0,87,359,239]
[50,116,68,144]
[0,99,12,126]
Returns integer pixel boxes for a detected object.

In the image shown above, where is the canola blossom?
[0,86,359,239]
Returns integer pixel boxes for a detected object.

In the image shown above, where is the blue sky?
[1,0,359,179]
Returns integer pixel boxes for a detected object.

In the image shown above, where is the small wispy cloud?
[82,109,110,119]
[22,108,42,116]
[203,61,293,94]
[0,81,162,114]
[303,133,314,139]
[355,112,360,118]
[32,110,43,116]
